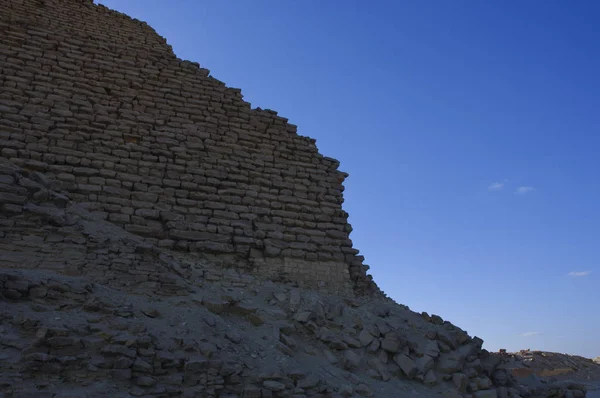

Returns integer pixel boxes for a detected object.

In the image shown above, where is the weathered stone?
[101,345,136,358]
[436,353,463,374]
[296,376,319,389]
[468,382,479,393]
[294,311,312,323]
[5,279,30,292]
[29,286,48,298]
[136,376,157,387]
[473,390,498,398]
[0,0,385,297]
[358,329,374,347]
[496,387,509,398]
[111,369,132,380]
[113,356,134,369]
[242,386,262,398]
[202,298,229,314]
[225,331,242,344]
[492,369,508,386]
[424,369,438,386]
[247,313,265,326]
[162,374,183,385]
[231,301,258,315]
[185,358,210,372]
[422,339,440,358]
[24,352,53,362]
[342,350,362,370]
[453,373,468,392]
[262,380,286,392]
[339,384,353,397]
[289,289,301,308]
[354,383,374,397]
[415,355,435,374]
[324,350,338,364]
[0,192,27,205]
[343,335,362,348]
[393,354,418,378]
[367,338,380,354]
[366,368,381,380]
[47,337,78,347]
[133,358,153,373]
[441,389,463,398]
[141,308,160,318]
[476,376,493,390]
[381,333,404,353]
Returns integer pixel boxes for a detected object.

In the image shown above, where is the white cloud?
[488,182,504,191]
[515,186,535,194]
[522,332,542,337]
[568,271,591,277]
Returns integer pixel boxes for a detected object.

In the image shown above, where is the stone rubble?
[0,162,590,397]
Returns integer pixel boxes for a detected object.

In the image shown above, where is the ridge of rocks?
[0,160,589,398]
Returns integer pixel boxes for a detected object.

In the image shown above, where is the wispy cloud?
[488,182,504,191]
[568,271,591,277]
[523,332,542,337]
[515,186,535,194]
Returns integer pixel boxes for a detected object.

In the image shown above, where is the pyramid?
[0,1,591,397]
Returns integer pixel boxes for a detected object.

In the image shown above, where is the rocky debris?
[3,256,587,397]
[526,382,587,398]
[0,214,524,398]
[0,120,592,398]
[2,176,590,398]
[496,349,600,384]
[0,272,592,398]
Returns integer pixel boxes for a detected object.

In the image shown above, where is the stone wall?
[0,0,378,295]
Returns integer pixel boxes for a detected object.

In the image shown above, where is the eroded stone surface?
[0,0,378,296]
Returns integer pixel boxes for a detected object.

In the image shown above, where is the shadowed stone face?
[0,0,380,296]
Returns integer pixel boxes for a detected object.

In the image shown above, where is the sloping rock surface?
[0,162,589,398]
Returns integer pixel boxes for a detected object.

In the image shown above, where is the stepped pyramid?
[0,0,589,397]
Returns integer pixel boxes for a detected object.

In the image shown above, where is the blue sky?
[97,0,599,358]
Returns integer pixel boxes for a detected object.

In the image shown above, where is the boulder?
[415,355,435,374]
[343,335,362,348]
[476,376,492,390]
[452,373,468,392]
[381,332,405,353]
[358,329,374,347]
[422,339,440,358]
[393,354,418,378]
[424,369,438,386]
[368,358,391,382]
[436,353,463,374]
[343,350,362,370]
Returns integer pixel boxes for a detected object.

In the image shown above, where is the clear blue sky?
[97,0,599,358]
